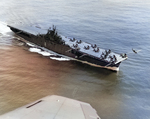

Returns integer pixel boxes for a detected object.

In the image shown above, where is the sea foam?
[29,48,41,53]
[50,57,70,61]
[0,22,11,36]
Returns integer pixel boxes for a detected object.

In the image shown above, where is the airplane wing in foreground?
[0,95,100,119]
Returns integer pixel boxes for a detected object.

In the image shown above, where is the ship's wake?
[0,22,13,49]
[0,21,11,36]
[0,22,70,62]
[28,44,70,61]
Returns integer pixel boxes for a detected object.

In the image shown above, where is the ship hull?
[9,26,121,71]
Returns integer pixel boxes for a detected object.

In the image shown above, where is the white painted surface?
[0,95,100,119]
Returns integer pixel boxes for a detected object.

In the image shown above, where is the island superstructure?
[8,25,128,71]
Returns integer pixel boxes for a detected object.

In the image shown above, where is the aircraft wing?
[0,95,100,119]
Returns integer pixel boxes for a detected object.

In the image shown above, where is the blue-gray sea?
[0,0,150,119]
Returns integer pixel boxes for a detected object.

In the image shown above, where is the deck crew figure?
[113,55,117,62]
[91,44,97,48]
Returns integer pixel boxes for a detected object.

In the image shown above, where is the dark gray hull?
[8,25,123,71]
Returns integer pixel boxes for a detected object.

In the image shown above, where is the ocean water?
[0,0,150,119]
